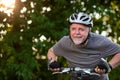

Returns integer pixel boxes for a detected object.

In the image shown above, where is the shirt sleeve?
[52,37,65,56]
[101,38,120,57]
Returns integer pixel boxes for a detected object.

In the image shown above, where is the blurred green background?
[0,0,120,80]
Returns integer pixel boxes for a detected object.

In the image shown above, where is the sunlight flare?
[0,0,15,16]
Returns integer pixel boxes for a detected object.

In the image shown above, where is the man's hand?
[49,61,61,72]
[94,58,112,74]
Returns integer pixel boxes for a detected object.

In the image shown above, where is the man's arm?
[47,48,61,72]
[47,48,58,63]
[109,53,120,68]
[95,53,120,74]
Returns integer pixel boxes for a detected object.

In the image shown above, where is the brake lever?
[101,58,111,72]
[52,67,70,74]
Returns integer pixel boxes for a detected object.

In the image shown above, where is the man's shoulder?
[89,33,112,44]
[90,33,107,39]
[61,36,70,40]
[59,36,72,44]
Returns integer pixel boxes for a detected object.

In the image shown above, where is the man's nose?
[75,29,80,34]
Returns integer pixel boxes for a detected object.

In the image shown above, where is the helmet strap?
[80,33,90,45]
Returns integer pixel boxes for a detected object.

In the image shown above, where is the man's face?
[70,23,90,45]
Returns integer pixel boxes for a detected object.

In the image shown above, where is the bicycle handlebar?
[52,67,100,77]
[51,58,111,78]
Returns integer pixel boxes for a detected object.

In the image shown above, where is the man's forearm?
[109,53,120,68]
[47,48,57,63]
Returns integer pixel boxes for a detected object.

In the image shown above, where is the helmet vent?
[89,19,92,22]
[74,14,78,19]
[71,15,75,20]
[80,16,85,20]
[83,18,89,21]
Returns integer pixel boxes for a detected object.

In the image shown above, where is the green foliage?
[0,0,120,80]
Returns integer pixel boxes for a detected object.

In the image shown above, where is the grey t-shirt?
[52,33,120,80]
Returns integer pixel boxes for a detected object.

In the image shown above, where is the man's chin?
[73,41,83,45]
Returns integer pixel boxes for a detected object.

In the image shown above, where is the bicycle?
[49,58,111,80]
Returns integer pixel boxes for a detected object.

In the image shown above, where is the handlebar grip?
[101,58,112,73]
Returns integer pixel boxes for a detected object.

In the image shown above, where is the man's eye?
[71,28,75,30]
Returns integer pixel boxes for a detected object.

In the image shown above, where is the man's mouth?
[74,35,82,38]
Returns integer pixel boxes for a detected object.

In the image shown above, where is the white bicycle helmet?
[69,12,93,27]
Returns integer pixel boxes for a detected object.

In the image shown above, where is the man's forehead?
[70,23,89,28]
